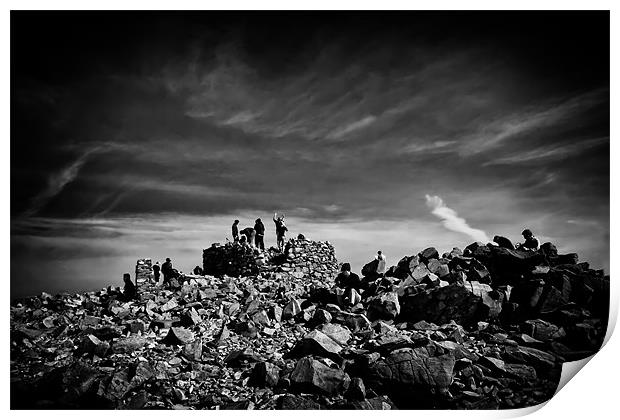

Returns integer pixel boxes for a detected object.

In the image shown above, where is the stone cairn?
[202,238,339,286]
[275,238,339,286]
[203,243,262,277]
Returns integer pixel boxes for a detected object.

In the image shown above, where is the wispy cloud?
[326,115,377,140]
[425,194,490,243]
[22,146,102,218]
[402,140,457,155]
[460,89,608,156]
[482,136,608,166]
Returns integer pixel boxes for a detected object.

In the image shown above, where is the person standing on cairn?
[273,212,288,251]
[254,218,265,251]
[232,219,240,242]
[153,261,161,283]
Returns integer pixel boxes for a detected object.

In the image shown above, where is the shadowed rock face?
[366,346,455,409]
[10,237,607,410]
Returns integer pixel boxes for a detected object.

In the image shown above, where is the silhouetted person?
[273,212,288,251]
[232,220,240,242]
[153,261,161,282]
[254,218,265,250]
[375,250,387,274]
[123,273,137,300]
[517,229,540,252]
[334,263,362,308]
[193,266,203,275]
[493,235,515,250]
[240,227,256,248]
[161,258,173,286]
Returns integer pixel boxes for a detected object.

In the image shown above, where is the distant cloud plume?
[425,194,490,243]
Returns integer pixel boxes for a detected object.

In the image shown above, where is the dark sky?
[11,11,610,296]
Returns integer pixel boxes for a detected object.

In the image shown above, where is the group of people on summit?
[148,225,540,312]
[231,212,288,251]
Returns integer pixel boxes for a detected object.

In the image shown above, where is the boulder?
[290,357,351,395]
[419,247,439,264]
[367,346,455,407]
[282,299,302,321]
[248,361,280,388]
[345,377,366,400]
[112,336,148,353]
[319,323,352,346]
[163,327,195,345]
[78,334,109,357]
[367,292,400,321]
[400,281,502,325]
[522,319,566,341]
[286,330,343,361]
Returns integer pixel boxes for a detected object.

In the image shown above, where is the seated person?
[333,263,362,308]
[516,229,540,252]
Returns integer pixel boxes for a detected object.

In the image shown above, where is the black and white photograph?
[9,9,611,411]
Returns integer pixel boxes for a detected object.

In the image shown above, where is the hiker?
[493,235,515,250]
[123,273,137,300]
[273,212,288,251]
[232,220,240,242]
[375,250,387,275]
[153,261,161,283]
[334,263,362,308]
[193,266,203,275]
[516,229,540,252]
[240,227,256,248]
[161,258,173,286]
[254,218,265,251]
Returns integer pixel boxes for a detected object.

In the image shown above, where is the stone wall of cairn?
[275,238,339,285]
[201,238,339,285]
[202,243,262,277]
[135,258,153,287]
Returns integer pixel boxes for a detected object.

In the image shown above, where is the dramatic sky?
[11,11,609,297]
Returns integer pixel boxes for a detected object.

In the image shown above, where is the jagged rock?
[332,311,372,332]
[286,330,343,361]
[112,336,148,353]
[290,357,351,395]
[270,305,283,322]
[163,327,195,345]
[522,319,566,341]
[182,339,203,361]
[181,307,202,326]
[345,377,366,400]
[367,292,400,321]
[127,319,147,334]
[252,309,271,326]
[78,334,109,357]
[311,309,332,325]
[249,361,281,388]
[319,323,352,346]
[368,346,455,407]
[282,299,302,320]
[419,247,439,264]
[224,348,265,366]
[160,298,179,312]
[277,394,321,409]
[400,281,502,325]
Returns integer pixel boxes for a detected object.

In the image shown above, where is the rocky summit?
[10,237,609,410]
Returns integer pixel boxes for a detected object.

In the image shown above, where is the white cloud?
[425,194,490,243]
